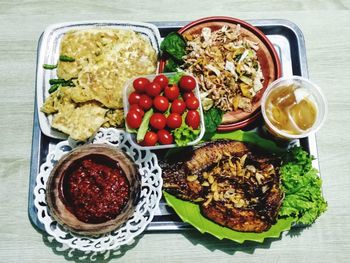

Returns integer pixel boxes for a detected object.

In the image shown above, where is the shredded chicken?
[182,25,264,112]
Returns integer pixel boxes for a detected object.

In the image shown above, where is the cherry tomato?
[186,110,200,129]
[153,74,169,90]
[179,75,196,92]
[182,92,195,101]
[157,129,173,145]
[128,91,141,105]
[164,84,180,101]
[150,113,167,130]
[138,94,153,110]
[129,104,145,117]
[171,99,186,114]
[146,82,162,97]
[153,95,169,112]
[186,96,199,110]
[143,131,158,146]
[126,110,142,129]
[167,113,182,129]
[133,77,150,93]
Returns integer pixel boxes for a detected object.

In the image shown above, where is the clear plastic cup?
[261,76,327,140]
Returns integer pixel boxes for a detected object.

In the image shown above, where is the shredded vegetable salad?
[182,25,264,112]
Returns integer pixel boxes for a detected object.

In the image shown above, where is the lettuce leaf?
[168,72,184,85]
[172,125,200,146]
[279,146,327,225]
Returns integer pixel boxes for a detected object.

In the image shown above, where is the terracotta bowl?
[46,144,140,236]
[159,16,282,131]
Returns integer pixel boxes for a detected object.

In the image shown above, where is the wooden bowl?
[46,144,140,236]
[159,16,282,131]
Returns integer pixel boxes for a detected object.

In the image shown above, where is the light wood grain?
[1,0,350,262]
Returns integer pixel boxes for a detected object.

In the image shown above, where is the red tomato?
[182,92,195,101]
[179,75,196,91]
[138,95,153,110]
[133,77,150,93]
[186,110,200,129]
[128,91,141,105]
[153,74,169,89]
[171,99,186,114]
[153,95,169,112]
[143,131,158,146]
[164,84,180,101]
[157,129,173,145]
[146,82,162,97]
[186,96,199,110]
[129,104,145,117]
[150,113,167,130]
[126,110,142,129]
[167,113,182,129]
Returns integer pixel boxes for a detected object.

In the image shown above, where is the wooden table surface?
[1,0,350,262]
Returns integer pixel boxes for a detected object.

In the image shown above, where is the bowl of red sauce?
[46,144,140,236]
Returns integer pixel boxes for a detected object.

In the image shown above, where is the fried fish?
[162,140,283,233]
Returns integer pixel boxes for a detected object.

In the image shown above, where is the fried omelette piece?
[162,140,284,233]
[52,102,107,141]
[58,29,157,109]
[41,87,124,141]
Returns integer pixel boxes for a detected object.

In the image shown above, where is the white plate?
[33,128,162,253]
[36,21,162,140]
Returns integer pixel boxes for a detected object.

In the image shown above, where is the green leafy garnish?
[161,32,186,72]
[203,107,223,140]
[164,57,179,72]
[168,71,184,85]
[173,125,200,146]
[136,109,153,142]
[161,32,186,61]
[279,146,327,225]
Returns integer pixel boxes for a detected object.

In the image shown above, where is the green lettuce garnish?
[279,146,327,225]
[173,125,200,146]
[168,72,184,85]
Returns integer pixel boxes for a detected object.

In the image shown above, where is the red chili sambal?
[60,155,130,224]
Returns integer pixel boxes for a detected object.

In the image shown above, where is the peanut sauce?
[60,155,130,224]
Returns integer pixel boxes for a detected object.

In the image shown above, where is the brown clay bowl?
[46,144,140,236]
[159,16,282,131]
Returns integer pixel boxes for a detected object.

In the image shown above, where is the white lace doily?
[34,128,162,254]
